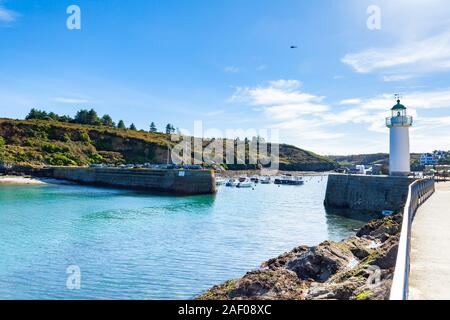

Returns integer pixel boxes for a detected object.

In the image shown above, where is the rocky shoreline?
[197,214,401,300]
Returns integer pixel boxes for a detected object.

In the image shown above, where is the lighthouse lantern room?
[386,98,413,176]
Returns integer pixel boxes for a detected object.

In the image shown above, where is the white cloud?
[343,30,450,75]
[339,98,362,105]
[359,90,450,111]
[382,75,414,82]
[0,5,18,23]
[224,66,240,73]
[230,80,325,109]
[51,97,89,104]
[256,65,267,71]
[229,80,344,153]
[265,103,329,120]
[230,79,450,154]
[329,89,450,151]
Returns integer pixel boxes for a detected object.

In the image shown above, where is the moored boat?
[274,175,304,185]
[226,179,238,187]
[216,177,226,186]
[250,176,259,183]
[237,178,253,188]
[260,176,271,184]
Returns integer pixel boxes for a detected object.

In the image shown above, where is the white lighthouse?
[386,99,413,176]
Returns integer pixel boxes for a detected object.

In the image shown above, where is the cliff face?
[0,119,174,166]
[197,214,401,300]
[0,119,338,171]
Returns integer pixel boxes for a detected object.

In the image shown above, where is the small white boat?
[260,176,271,184]
[216,177,226,186]
[237,178,253,188]
[226,179,238,187]
[238,176,248,183]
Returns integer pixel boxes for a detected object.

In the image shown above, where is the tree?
[74,109,100,125]
[26,108,38,120]
[165,123,175,134]
[117,120,126,129]
[87,109,100,125]
[165,124,171,134]
[149,122,157,133]
[59,115,73,123]
[47,112,60,121]
[74,109,89,124]
[101,114,114,127]
[26,108,49,120]
[129,123,137,131]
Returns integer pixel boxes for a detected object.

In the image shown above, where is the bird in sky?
[290,45,298,49]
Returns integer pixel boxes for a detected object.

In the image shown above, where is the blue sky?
[1,0,450,155]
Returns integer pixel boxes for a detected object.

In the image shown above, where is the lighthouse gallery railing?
[390,178,435,300]
[386,115,413,127]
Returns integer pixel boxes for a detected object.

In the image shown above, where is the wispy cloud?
[229,80,345,152]
[0,4,18,23]
[256,65,267,71]
[342,30,450,76]
[224,66,240,73]
[326,89,450,140]
[51,97,89,104]
[382,75,414,82]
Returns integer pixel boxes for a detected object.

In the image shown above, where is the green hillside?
[0,118,338,171]
[329,153,422,170]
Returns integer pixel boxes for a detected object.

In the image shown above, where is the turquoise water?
[0,176,366,300]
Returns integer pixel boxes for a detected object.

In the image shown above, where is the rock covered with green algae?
[197,214,402,301]
[198,269,308,300]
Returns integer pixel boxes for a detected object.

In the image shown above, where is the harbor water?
[0,176,368,299]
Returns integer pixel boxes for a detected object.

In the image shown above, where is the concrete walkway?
[409,182,450,300]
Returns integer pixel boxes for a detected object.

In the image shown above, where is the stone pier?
[11,166,217,195]
[324,174,416,214]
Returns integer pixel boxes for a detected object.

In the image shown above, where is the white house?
[420,153,438,166]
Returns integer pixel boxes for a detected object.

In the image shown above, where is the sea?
[0,176,369,299]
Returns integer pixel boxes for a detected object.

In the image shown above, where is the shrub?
[45,154,77,166]
[63,133,72,142]
[80,132,91,144]
[42,143,67,154]
[89,153,103,164]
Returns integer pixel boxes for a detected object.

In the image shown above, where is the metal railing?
[386,116,413,127]
[390,178,435,300]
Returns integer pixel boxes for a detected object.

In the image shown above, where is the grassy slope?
[329,153,421,167]
[0,118,338,171]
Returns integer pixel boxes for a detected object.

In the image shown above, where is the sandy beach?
[0,175,48,185]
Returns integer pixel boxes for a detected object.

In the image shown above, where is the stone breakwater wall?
[3,166,216,195]
[50,167,216,195]
[324,174,416,214]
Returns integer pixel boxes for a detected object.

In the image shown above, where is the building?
[434,150,448,160]
[420,153,438,166]
[420,151,449,166]
[386,99,413,176]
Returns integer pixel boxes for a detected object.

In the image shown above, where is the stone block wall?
[324,174,416,214]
